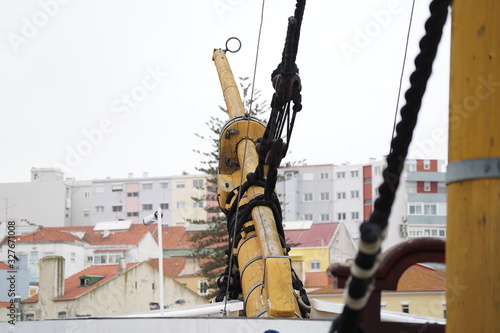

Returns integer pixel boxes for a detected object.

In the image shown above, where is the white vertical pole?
[157,207,164,315]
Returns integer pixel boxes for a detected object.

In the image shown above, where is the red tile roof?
[397,264,446,291]
[308,263,446,294]
[0,301,13,308]
[285,222,339,248]
[10,224,157,247]
[14,229,82,243]
[21,263,141,303]
[161,226,194,249]
[54,262,140,301]
[148,258,186,277]
[0,262,12,270]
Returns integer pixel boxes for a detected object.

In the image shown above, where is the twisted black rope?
[259,0,305,162]
[330,1,451,332]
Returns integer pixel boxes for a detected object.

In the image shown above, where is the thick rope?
[330,1,451,332]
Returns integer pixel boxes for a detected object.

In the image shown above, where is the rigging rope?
[390,0,417,152]
[330,0,452,332]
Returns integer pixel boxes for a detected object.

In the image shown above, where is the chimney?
[118,258,127,274]
[39,256,65,300]
[128,172,134,178]
[143,172,149,178]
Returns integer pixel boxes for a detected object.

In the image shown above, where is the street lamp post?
[143,207,164,315]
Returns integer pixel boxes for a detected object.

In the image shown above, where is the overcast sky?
[0,0,451,183]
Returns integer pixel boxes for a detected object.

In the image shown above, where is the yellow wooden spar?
[447,0,500,331]
[213,49,301,318]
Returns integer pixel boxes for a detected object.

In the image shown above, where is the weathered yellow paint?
[213,49,300,318]
[447,0,500,331]
[213,49,245,119]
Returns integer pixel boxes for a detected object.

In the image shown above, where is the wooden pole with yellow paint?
[447,0,500,331]
[213,47,301,318]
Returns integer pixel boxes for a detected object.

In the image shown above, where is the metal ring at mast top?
[225,37,242,53]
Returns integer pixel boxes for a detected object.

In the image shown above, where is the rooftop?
[285,222,339,248]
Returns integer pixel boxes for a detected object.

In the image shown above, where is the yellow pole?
[213,49,300,317]
[213,49,245,118]
[447,0,500,331]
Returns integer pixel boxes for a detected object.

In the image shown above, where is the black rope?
[330,1,451,332]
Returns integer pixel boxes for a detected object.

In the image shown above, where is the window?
[25,313,35,321]
[95,185,105,193]
[337,192,346,200]
[176,201,185,209]
[405,163,416,172]
[350,170,359,177]
[112,205,122,212]
[439,229,446,237]
[351,190,359,199]
[127,192,139,197]
[303,214,313,221]
[93,252,123,265]
[71,252,75,263]
[320,213,330,222]
[199,280,209,296]
[374,166,382,175]
[127,212,139,217]
[336,172,346,179]
[303,193,313,202]
[337,213,346,220]
[438,185,447,194]
[142,204,153,211]
[364,177,372,183]
[58,311,67,319]
[176,181,185,189]
[320,192,330,201]
[431,229,438,236]
[424,159,431,170]
[193,201,204,208]
[409,203,422,215]
[424,203,437,215]
[402,303,409,313]
[95,206,104,213]
[310,260,321,271]
[351,212,359,220]
[160,182,169,189]
[193,179,204,188]
[423,181,431,192]
[407,184,417,193]
[320,172,330,180]
[364,199,372,205]
[83,210,89,217]
[142,183,153,190]
[84,191,90,198]
[111,184,123,192]
[160,203,169,210]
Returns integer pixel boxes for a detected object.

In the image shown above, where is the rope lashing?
[330,0,452,332]
[214,164,310,316]
[258,0,306,165]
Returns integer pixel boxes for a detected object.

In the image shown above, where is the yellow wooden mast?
[213,48,301,318]
[447,0,500,331]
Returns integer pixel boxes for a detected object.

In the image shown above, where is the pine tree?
[188,77,269,299]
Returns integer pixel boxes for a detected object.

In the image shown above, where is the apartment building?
[277,159,447,250]
[91,172,210,226]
